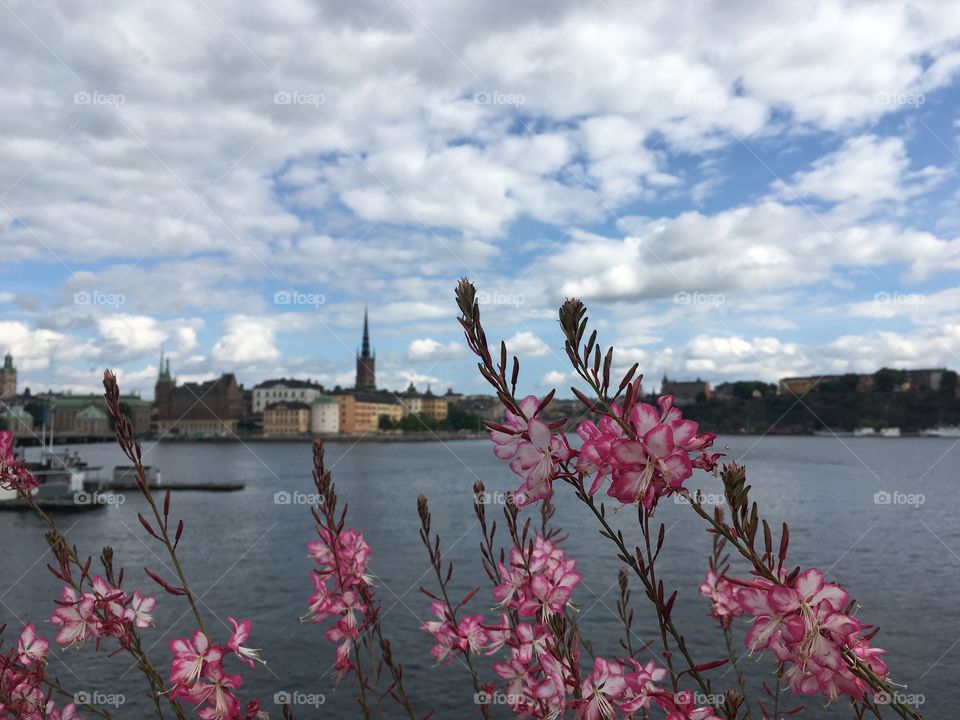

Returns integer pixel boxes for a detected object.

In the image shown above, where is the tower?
[154,351,175,419]
[0,352,16,399]
[355,308,376,390]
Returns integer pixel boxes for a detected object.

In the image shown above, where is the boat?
[112,464,162,486]
[878,427,901,437]
[853,427,876,436]
[0,447,108,512]
[920,425,960,438]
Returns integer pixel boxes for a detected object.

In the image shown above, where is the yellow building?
[263,401,311,436]
[398,384,449,421]
[336,392,403,433]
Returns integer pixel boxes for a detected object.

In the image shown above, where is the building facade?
[252,378,325,413]
[0,406,32,434]
[45,394,152,437]
[336,392,402,433]
[154,356,247,435]
[263,401,311,436]
[1,353,16,399]
[355,309,376,390]
[310,397,340,434]
[660,377,712,405]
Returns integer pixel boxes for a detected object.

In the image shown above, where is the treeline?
[689,375,960,434]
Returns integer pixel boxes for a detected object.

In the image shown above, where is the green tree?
[874,368,906,392]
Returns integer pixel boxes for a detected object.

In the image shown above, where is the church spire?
[355,307,376,390]
[361,306,372,359]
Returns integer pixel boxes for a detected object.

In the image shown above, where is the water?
[1,436,956,719]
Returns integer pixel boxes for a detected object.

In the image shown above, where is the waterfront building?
[263,401,311,436]
[398,384,449,421]
[45,394,152,437]
[336,391,402,433]
[310,396,340,434]
[154,354,246,436]
[252,378,325,413]
[661,376,711,405]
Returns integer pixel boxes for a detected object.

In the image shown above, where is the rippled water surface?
[1,436,956,718]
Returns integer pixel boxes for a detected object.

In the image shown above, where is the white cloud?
[211,315,281,365]
[406,338,466,362]
[540,370,568,387]
[505,331,552,358]
[774,135,944,206]
[547,202,960,304]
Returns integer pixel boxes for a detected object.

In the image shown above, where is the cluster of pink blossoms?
[493,535,582,619]
[303,526,372,676]
[734,568,888,703]
[577,397,720,509]
[168,620,264,720]
[0,624,82,719]
[50,578,156,648]
[492,647,717,720]
[489,394,720,509]
[490,396,573,505]
[577,659,720,720]
[421,603,509,664]
[698,571,743,630]
[0,432,37,494]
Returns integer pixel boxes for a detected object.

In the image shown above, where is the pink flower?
[50,595,99,647]
[0,430,38,493]
[577,658,627,720]
[733,567,889,703]
[577,396,718,509]
[488,395,572,506]
[421,601,459,664]
[698,570,743,630]
[227,617,263,668]
[16,623,49,666]
[127,590,157,628]
[493,535,581,619]
[169,630,224,689]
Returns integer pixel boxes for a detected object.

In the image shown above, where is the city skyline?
[2,2,960,398]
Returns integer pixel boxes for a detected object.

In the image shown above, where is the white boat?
[878,427,901,437]
[853,427,876,436]
[920,425,960,437]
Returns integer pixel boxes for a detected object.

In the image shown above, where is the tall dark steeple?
[355,307,376,390]
[361,308,371,358]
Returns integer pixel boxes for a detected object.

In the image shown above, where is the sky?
[2,0,960,399]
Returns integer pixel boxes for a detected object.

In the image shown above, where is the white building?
[252,379,325,414]
[310,396,340,434]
